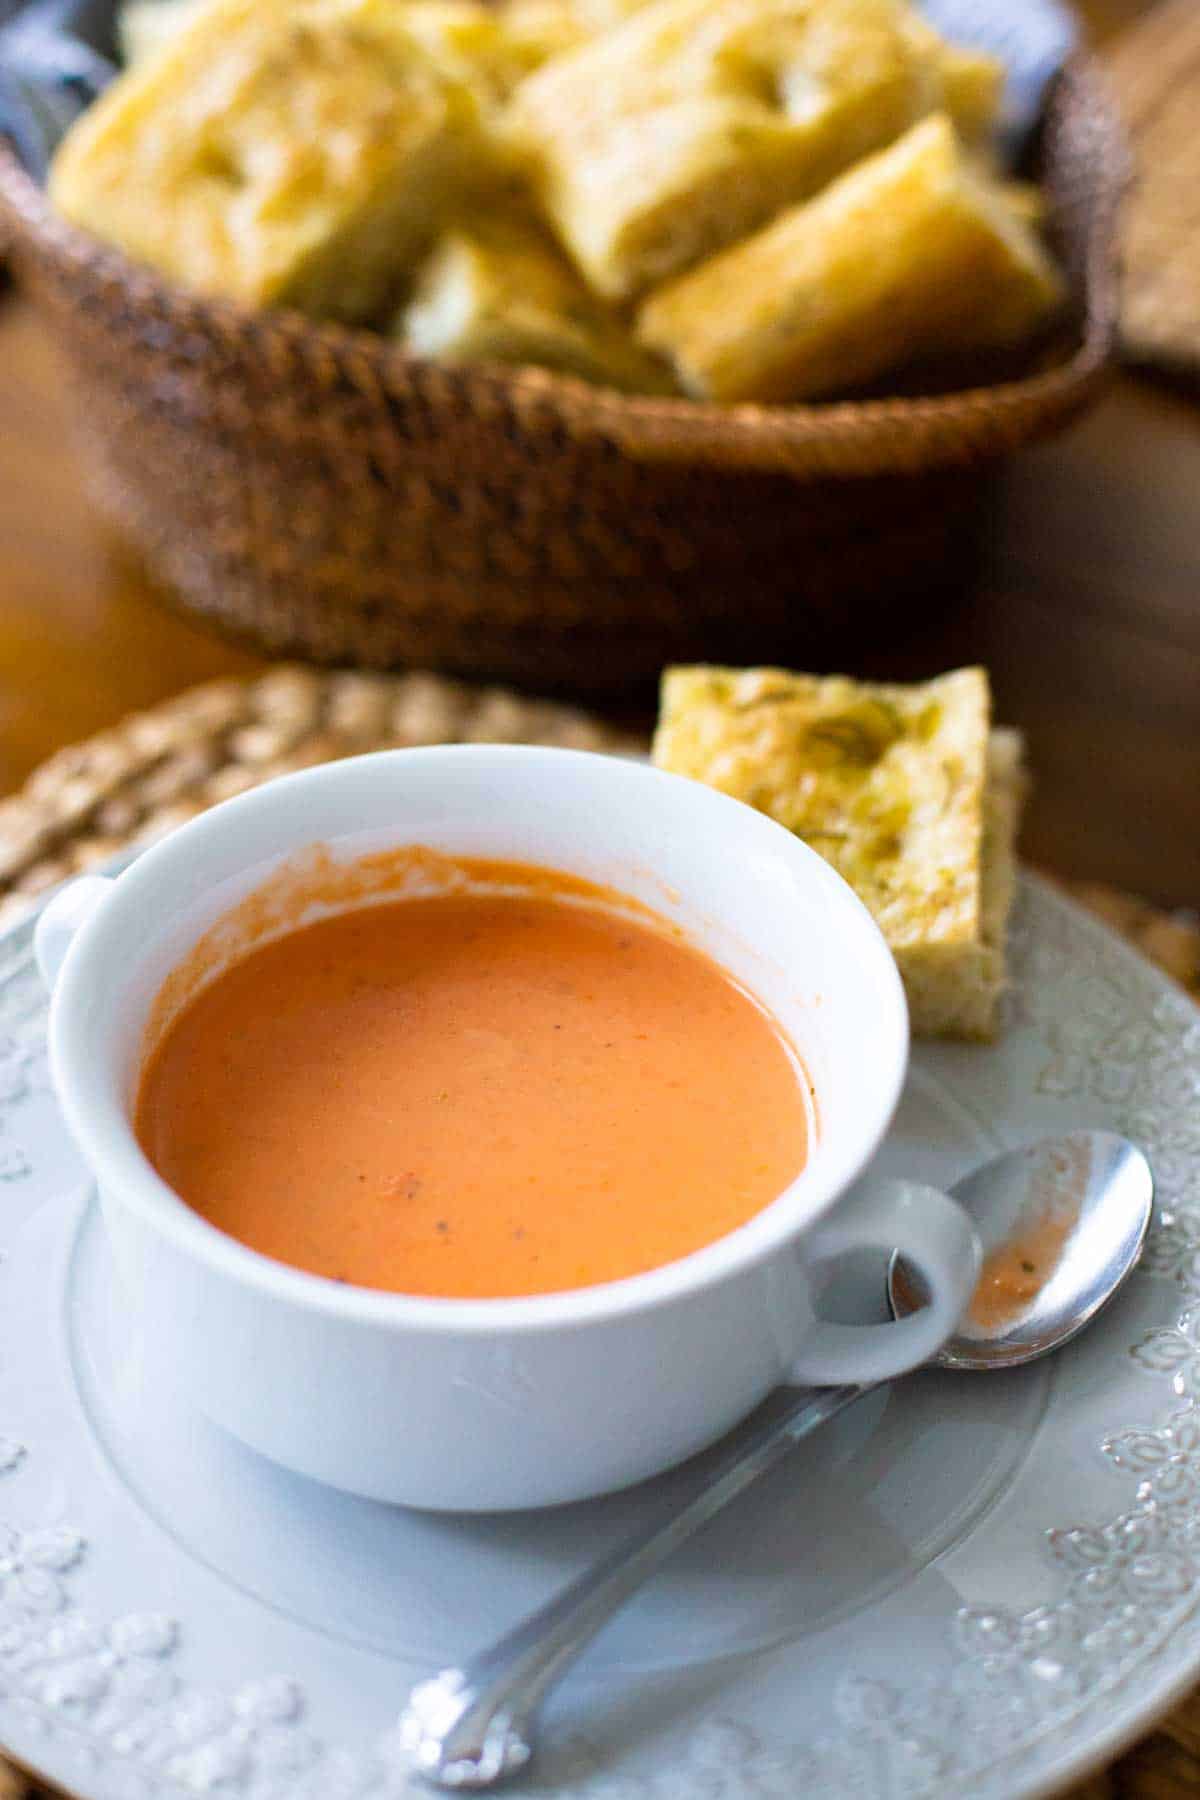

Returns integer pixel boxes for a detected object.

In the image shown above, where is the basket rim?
[0,52,1126,478]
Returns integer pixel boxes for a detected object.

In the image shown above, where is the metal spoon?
[398,1130,1153,1790]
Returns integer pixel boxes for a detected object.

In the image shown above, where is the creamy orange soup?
[135,863,810,1299]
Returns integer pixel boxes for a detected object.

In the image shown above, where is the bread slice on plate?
[50,0,494,322]
[652,664,1026,1040]
[636,112,1064,402]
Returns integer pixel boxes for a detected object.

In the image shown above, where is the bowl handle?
[34,875,114,991]
[788,1179,981,1385]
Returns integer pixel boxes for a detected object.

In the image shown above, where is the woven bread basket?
[0,58,1123,693]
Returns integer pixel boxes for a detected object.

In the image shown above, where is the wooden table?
[0,3,1198,1793]
[1,305,1198,910]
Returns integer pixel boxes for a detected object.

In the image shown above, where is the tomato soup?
[135,863,810,1299]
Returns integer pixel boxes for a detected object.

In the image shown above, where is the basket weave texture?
[0,667,639,930]
[0,60,1124,691]
[2,666,1198,1007]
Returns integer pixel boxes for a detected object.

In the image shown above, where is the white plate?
[1,872,1199,1800]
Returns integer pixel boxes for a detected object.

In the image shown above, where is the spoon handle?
[398,1381,871,1790]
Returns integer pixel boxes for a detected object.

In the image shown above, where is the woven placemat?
[0,667,639,933]
[0,664,1197,1800]
[0,664,1196,996]
[1107,0,1200,374]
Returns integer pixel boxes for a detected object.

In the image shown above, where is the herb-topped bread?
[652,664,1025,1040]
[49,0,495,322]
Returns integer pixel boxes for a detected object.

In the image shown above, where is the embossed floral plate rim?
[0,865,1199,1800]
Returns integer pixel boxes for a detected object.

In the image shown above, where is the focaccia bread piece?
[899,15,1003,146]
[560,0,658,29]
[935,39,1004,143]
[499,0,590,72]
[554,0,1003,143]
[962,723,1025,1040]
[399,216,677,391]
[118,0,203,63]
[552,0,1003,137]
[652,663,1025,1040]
[395,1,556,104]
[503,0,951,300]
[50,0,493,322]
[636,114,1064,402]
[998,179,1046,231]
[119,0,583,93]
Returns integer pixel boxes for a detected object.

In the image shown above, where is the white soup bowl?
[36,747,980,1510]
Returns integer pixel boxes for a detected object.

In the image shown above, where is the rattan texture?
[0,666,639,931]
[0,60,1124,691]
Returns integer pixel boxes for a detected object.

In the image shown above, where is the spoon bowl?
[890,1130,1153,1370]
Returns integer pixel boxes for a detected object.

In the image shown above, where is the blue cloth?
[921,0,1078,163]
[0,0,116,180]
[0,0,1078,185]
